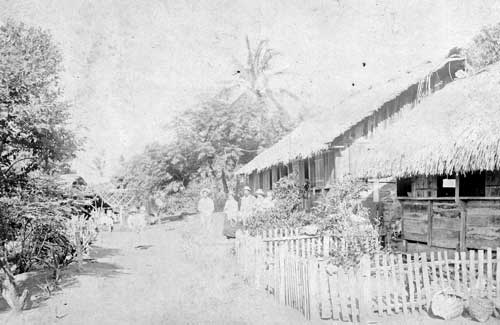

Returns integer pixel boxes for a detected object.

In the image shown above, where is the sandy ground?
[1,213,498,325]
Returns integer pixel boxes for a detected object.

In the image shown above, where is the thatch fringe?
[238,58,459,175]
[352,62,500,178]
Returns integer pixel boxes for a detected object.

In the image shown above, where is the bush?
[244,174,310,235]
[465,22,500,70]
[245,175,380,267]
[312,176,380,267]
[0,176,85,275]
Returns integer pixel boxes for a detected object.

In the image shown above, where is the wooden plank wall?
[401,199,500,250]
[466,200,500,248]
[401,201,428,243]
[431,201,461,249]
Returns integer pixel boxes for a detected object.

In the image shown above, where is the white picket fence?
[235,229,500,323]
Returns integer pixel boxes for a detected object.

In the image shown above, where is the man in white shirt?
[254,189,266,213]
[239,186,255,225]
[262,190,275,210]
[197,188,215,230]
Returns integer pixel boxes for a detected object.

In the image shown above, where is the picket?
[235,231,500,324]
[486,248,493,299]
[406,254,415,313]
[454,252,460,293]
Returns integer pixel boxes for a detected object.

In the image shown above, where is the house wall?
[397,170,500,251]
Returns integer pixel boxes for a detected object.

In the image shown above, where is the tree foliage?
[0,21,81,278]
[0,20,78,193]
[465,22,500,70]
[116,38,297,200]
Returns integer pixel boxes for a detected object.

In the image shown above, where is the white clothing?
[198,197,214,228]
[224,197,239,222]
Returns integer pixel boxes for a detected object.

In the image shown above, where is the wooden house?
[353,61,500,251]
[237,56,466,203]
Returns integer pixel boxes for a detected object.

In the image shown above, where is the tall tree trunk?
[221,169,229,194]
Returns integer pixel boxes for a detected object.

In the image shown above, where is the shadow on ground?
[0,246,124,314]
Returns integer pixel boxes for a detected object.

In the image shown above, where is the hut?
[353,61,500,251]
[237,56,466,204]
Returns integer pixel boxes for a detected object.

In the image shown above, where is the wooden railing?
[235,230,500,323]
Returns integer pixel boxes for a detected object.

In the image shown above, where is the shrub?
[244,174,310,235]
[245,175,380,267]
[312,176,380,267]
[0,176,86,275]
[465,22,500,70]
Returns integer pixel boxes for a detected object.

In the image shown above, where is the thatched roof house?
[352,62,500,178]
[348,62,500,251]
[238,56,466,195]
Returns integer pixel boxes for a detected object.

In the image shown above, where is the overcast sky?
[1,0,499,182]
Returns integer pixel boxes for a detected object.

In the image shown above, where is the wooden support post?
[427,200,433,247]
[456,175,467,251]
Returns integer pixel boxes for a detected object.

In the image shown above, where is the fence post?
[308,259,320,320]
[279,244,287,303]
[359,254,372,325]
[255,237,263,289]
[322,236,330,257]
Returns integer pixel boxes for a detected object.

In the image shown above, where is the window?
[460,171,485,197]
[437,176,455,197]
[397,177,412,196]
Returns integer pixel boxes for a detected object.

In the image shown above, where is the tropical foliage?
[244,174,310,234]
[245,175,380,267]
[0,20,81,283]
[0,20,79,192]
[116,38,298,204]
[465,22,500,70]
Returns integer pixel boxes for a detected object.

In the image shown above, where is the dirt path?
[2,213,498,324]
[1,213,309,325]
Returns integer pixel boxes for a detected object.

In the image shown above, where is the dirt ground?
[1,213,498,325]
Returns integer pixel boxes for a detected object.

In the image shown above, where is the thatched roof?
[237,58,461,175]
[352,62,500,178]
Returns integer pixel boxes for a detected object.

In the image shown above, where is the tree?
[116,38,299,199]
[0,20,78,192]
[222,37,300,111]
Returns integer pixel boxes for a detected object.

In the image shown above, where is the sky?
[1,0,499,183]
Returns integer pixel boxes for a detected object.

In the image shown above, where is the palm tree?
[219,37,303,119]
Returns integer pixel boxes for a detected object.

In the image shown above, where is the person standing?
[254,189,266,213]
[222,190,240,238]
[224,191,239,222]
[197,188,215,230]
[239,186,255,225]
[262,190,275,210]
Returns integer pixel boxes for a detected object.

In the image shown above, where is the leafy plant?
[313,176,380,267]
[244,174,310,234]
[465,22,500,71]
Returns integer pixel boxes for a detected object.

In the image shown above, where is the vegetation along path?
[1,214,310,325]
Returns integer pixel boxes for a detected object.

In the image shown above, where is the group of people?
[225,186,275,224]
[197,186,276,235]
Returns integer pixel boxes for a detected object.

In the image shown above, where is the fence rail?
[235,229,500,324]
